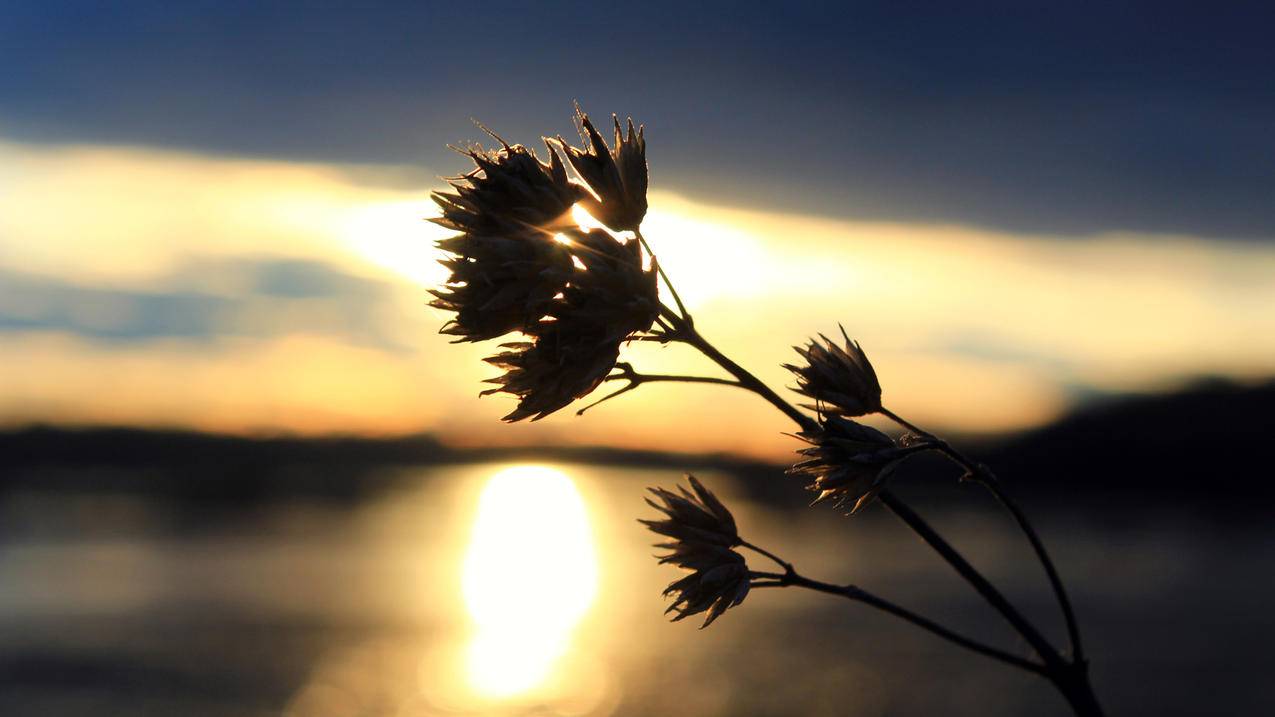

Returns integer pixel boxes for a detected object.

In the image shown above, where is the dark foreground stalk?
[1053,670,1105,717]
[878,491,1063,667]
[649,298,1105,715]
[750,572,1048,676]
[880,406,1084,662]
[667,315,820,434]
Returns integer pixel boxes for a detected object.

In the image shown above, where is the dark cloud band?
[2,1,1273,239]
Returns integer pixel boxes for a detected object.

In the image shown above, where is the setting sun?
[460,465,599,698]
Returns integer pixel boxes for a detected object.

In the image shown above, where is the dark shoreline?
[2,378,1271,517]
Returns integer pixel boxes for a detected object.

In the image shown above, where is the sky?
[2,1,1273,458]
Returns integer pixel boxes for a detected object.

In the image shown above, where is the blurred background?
[1,2,1273,715]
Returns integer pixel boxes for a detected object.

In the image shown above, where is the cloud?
[0,258,405,349]
[1,2,1273,239]
[0,138,1272,452]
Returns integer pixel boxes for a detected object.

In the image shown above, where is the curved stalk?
[661,309,819,434]
[748,568,1047,676]
[628,230,1103,715]
[657,304,1065,664]
[879,406,1084,662]
[985,482,1085,662]
[878,490,1063,668]
[648,296,1061,659]
[739,540,792,572]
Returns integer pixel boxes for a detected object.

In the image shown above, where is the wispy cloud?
[1,140,1272,455]
[0,258,405,349]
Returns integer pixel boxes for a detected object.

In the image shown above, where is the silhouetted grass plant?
[431,107,1106,716]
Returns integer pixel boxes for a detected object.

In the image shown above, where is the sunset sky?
[3,2,1273,459]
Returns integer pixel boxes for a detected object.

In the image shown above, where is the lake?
[0,461,1270,716]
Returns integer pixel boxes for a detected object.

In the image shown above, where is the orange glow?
[2,140,1274,456]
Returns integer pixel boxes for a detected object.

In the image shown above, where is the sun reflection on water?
[461,465,599,698]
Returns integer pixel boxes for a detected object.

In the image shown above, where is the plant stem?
[664,312,819,434]
[647,298,1059,655]
[635,229,690,321]
[986,481,1085,661]
[1051,665,1106,717]
[577,363,742,415]
[876,406,928,437]
[878,490,1064,668]
[632,233,1102,715]
[879,406,1084,662]
[654,309,1061,660]
[601,372,741,389]
[749,569,1047,676]
[739,540,792,572]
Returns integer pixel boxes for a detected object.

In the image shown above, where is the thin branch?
[575,382,641,416]
[632,229,814,432]
[635,229,690,322]
[748,570,787,581]
[878,406,929,437]
[750,569,1047,676]
[739,540,793,572]
[674,320,819,433]
[879,405,1084,662]
[658,303,684,327]
[983,479,1086,662]
[576,362,741,416]
[879,490,1064,669]
[601,372,740,388]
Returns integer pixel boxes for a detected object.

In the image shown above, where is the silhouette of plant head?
[431,110,656,421]
[642,476,750,627]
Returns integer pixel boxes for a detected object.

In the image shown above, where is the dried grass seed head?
[555,109,648,232]
[789,415,902,513]
[551,228,660,343]
[642,476,748,628]
[785,326,882,417]
[662,553,750,628]
[640,475,739,547]
[430,133,586,342]
[480,319,621,422]
[433,111,656,418]
[479,228,659,421]
[431,135,583,235]
[428,230,573,342]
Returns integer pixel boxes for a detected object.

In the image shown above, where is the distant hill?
[2,378,1271,515]
[0,424,784,507]
[976,378,1275,514]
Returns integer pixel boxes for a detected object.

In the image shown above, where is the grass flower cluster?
[430,108,1107,716]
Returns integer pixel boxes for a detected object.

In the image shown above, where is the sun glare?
[461,465,599,698]
[571,199,766,308]
[639,206,766,307]
[342,199,451,287]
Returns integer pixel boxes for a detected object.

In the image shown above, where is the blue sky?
[4,1,1273,239]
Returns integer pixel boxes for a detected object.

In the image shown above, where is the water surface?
[0,462,1269,716]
